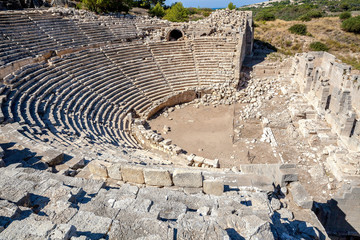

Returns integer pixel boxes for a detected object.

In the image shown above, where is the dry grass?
[255,17,360,69]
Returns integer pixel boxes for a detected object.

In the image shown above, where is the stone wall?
[293,52,360,237]
[293,52,360,151]
[143,90,197,119]
[87,160,298,196]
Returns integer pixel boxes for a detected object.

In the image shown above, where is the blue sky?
[164,0,266,8]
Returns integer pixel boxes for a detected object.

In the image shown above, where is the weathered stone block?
[183,187,203,195]
[290,182,313,209]
[144,168,172,187]
[66,157,85,170]
[121,165,145,184]
[107,164,122,181]
[0,200,20,227]
[41,150,64,166]
[203,179,223,195]
[173,169,202,188]
[48,224,77,240]
[88,161,108,178]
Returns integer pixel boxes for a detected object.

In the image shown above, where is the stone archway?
[166,29,183,41]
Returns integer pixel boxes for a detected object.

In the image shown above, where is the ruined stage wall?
[293,52,360,151]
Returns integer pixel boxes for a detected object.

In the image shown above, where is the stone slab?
[203,179,224,196]
[173,169,202,188]
[144,168,172,187]
[40,150,64,166]
[121,165,145,184]
[290,182,313,209]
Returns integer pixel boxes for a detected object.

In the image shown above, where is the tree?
[228,2,236,10]
[163,2,189,22]
[149,2,165,18]
[136,0,164,9]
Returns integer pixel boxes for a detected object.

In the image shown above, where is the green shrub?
[341,16,360,33]
[163,2,188,22]
[340,3,350,11]
[339,12,352,20]
[75,2,83,9]
[187,7,198,15]
[309,41,329,51]
[299,9,322,22]
[228,2,236,10]
[299,14,312,22]
[255,11,276,21]
[307,9,323,18]
[288,24,307,35]
[149,2,165,17]
[138,0,165,9]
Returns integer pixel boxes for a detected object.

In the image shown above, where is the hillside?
[254,17,360,70]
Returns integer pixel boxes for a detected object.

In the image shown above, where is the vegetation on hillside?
[254,18,360,70]
[309,41,329,51]
[82,0,133,13]
[163,2,189,22]
[228,2,236,10]
[341,16,360,33]
[149,2,165,17]
[77,0,360,70]
[339,11,352,20]
[288,24,307,35]
[241,0,360,21]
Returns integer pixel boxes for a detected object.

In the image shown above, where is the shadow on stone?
[313,199,359,239]
[226,228,245,240]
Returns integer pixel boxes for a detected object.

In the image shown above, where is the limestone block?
[203,179,224,196]
[270,198,281,211]
[290,182,313,209]
[144,168,172,187]
[150,201,187,220]
[66,157,85,170]
[173,146,182,154]
[163,139,172,145]
[183,187,203,195]
[173,170,202,188]
[121,165,145,184]
[68,211,112,237]
[277,208,294,220]
[41,150,64,166]
[88,161,108,178]
[48,224,77,240]
[107,163,122,181]
[279,164,298,186]
[0,218,56,239]
[0,200,20,227]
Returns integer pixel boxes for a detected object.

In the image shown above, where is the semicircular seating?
[0,8,243,165]
[1,38,239,155]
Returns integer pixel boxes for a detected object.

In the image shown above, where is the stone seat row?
[1,52,146,149]
[0,11,140,65]
[1,38,239,153]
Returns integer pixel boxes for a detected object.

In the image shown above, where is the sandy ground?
[149,103,279,168]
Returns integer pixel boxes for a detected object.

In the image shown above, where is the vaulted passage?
[168,29,183,41]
